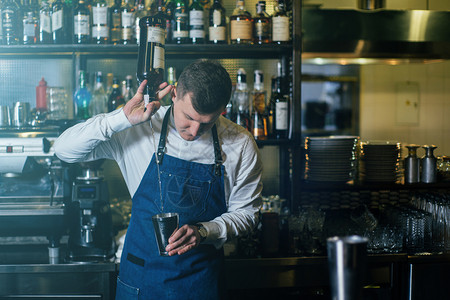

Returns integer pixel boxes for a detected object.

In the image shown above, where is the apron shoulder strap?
[212,124,223,177]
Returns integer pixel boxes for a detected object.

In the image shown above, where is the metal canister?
[404,145,421,184]
[0,105,11,127]
[13,102,30,127]
[421,145,438,183]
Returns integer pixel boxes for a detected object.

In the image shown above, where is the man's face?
[171,89,223,141]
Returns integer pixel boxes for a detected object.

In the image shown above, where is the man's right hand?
[122,80,173,126]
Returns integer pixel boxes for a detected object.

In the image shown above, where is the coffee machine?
[67,161,115,262]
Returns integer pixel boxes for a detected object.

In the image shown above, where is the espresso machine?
[67,161,115,262]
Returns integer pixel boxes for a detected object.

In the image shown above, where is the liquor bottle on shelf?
[123,75,135,102]
[51,0,65,43]
[74,70,92,120]
[199,0,210,42]
[137,0,166,103]
[92,0,110,44]
[165,0,175,43]
[251,69,267,140]
[161,66,175,105]
[89,71,108,116]
[134,0,146,45]
[272,0,290,44]
[39,0,52,44]
[172,0,189,44]
[189,0,205,44]
[120,0,135,44]
[269,67,289,139]
[230,0,252,45]
[106,72,114,94]
[1,0,21,45]
[63,0,73,43]
[208,0,226,44]
[108,78,125,112]
[73,0,91,43]
[22,0,39,45]
[253,0,270,44]
[110,0,121,44]
[233,68,251,131]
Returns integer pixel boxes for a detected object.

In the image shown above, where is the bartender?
[54,60,263,299]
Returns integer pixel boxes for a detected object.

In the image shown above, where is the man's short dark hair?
[176,59,232,115]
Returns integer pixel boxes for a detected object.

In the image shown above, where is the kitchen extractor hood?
[302,9,450,64]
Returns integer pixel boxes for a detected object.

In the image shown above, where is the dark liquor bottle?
[91,0,109,44]
[270,65,289,139]
[272,0,290,44]
[253,1,270,44]
[63,0,73,44]
[51,0,65,43]
[1,0,21,45]
[120,0,135,44]
[108,78,125,112]
[74,70,92,119]
[164,0,175,43]
[73,0,90,43]
[172,0,188,44]
[137,0,166,104]
[189,0,204,44]
[110,0,121,44]
[39,0,52,43]
[230,0,252,44]
[208,0,226,44]
[22,0,39,45]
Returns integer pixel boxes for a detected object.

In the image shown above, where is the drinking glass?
[47,87,71,120]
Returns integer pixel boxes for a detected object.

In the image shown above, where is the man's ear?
[171,87,177,103]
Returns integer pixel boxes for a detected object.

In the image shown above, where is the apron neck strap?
[156,106,223,177]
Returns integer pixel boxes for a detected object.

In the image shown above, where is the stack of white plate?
[304,136,359,183]
[360,141,402,183]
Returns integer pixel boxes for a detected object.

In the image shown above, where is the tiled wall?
[359,60,450,156]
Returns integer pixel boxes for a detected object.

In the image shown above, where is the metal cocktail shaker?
[404,145,421,184]
[327,236,368,300]
[421,145,437,183]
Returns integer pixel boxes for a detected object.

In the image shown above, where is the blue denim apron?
[116,106,227,300]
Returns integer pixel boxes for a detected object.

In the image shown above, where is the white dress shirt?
[54,106,263,248]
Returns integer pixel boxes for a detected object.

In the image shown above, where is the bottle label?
[112,13,121,27]
[93,6,108,25]
[92,25,109,38]
[173,30,188,38]
[275,101,288,130]
[190,29,205,39]
[153,45,165,70]
[255,22,270,38]
[272,16,290,42]
[213,10,222,26]
[147,27,165,44]
[24,22,36,37]
[189,10,203,26]
[122,27,133,40]
[51,10,63,32]
[230,20,252,40]
[74,15,90,35]
[40,13,52,34]
[209,26,225,41]
[122,12,134,27]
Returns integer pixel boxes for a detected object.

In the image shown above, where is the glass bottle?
[253,1,270,44]
[22,0,39,45]
[137,0,166,103]
[110,0,121,44]
[1,0,21,45]
[39,0,52,43]
[421,145,438,184]
[74,70,92,120]
[208,0,226,44]
[189,0,204,44]
[51,0,65,43]
[63,0,73,43]
[164,0,174,43]
[404,144,421,184]
[108,78,126,112]
[120,0,135,44]
[271,73,289,139]
[73,0,90,43]
[92,0,110,44]
[230,0,252,45]
[172,0,188,44]
[89,71,108,116]
[233,68,251,131]
[134,0,146,45]
[251,70,267,140]
[272,0,289,44]
[106,72,114,94]
[124,75,135,102]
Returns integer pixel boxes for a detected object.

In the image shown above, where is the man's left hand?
[166,224,202,256]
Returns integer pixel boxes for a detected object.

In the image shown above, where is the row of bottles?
[0,0,291,45]
[224,61,289,140]
[74,70,135,119]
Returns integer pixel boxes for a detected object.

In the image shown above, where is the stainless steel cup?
[327,235,368,300]
[0,105,11,127]
[13,102,31,127]
[152,213,179,256]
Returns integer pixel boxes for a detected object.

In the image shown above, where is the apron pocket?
[160,171,212,218]
[116,276,139,300]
